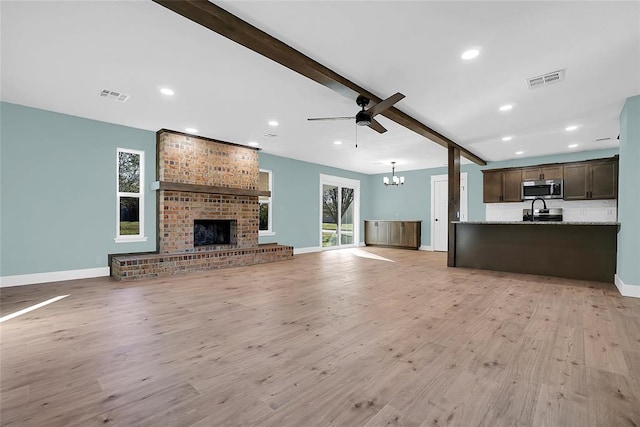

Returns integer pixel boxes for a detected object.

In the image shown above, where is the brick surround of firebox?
[160,191,257,253]
[111,130,293,281]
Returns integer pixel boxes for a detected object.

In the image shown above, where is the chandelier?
[383,161,404,186]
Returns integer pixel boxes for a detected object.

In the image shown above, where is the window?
[115,148,147,243]
[259,169,274,236]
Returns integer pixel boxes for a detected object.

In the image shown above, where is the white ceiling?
[1,1,638,174]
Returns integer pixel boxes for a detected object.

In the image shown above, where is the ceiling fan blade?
[307,116,354,121]
[367,92,405,117]
[368,118,387,134]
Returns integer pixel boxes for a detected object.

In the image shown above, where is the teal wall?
[0,102,157,276]
[0,100,626,281]
[258,153,371,249]
[368,148,619,247]
[617,95,640,287]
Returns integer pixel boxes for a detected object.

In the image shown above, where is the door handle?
[435,218,439,222]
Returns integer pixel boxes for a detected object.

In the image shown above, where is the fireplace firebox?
[194,220,236,247]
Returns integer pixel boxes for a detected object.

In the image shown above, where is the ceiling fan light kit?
[355,110,371,127]
[384,162,404,186]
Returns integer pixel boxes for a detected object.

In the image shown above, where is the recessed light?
[461,49,480,60]
[515,151,524,155]
[334,140,342,145]
[160,88,174,96]
[501,136,512,141]
[185,128,197,133]
[499,104,514,112]
[568,144,579,148]
[565,125,578,131]
[248,141,259,147]
[268,120,279,127]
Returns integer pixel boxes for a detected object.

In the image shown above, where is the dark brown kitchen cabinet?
[563,158,617,200]
[364,220,421,249]
[521,165,563,181]
[483,169,522,202]
[483,156,617,203]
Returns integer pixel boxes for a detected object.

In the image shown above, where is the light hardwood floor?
[1,248,639,426]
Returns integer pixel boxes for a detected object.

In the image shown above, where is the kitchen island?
[452,221,619,283]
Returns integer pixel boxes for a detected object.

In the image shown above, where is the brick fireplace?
[111,130,293,281]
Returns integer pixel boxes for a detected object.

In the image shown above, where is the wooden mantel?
[158,181,270,198]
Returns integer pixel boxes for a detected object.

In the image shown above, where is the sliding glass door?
[320,175,359,249]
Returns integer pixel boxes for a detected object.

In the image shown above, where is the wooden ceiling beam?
[152,0,487,166]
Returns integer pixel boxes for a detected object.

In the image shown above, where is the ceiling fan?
[307,93,405,134]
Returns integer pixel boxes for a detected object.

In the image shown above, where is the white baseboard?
[0,267,110,288]
[614,274,640,298]
[293,246,322,255]
[419,245,433,251]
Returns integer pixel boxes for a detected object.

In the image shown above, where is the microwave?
[522,179,563,200]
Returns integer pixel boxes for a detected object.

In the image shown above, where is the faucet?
[530,197,547,221]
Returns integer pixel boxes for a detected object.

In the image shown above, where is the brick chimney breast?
[157,131,259,254]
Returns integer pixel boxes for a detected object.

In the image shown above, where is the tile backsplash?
[486,199,617,222]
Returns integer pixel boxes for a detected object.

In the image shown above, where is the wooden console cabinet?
[364,220,421,249]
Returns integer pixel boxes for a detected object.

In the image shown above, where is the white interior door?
[431,173,468,252]
[433,180,448,251]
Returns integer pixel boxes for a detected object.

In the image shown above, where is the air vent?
[100,89,129,102]
[526,69,565,89]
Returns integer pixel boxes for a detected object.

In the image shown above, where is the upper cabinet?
[483,156,618,203]
[483,169,522,202]
[521,165,563,181]
[564,158,617,200]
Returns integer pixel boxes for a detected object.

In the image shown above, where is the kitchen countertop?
[452,221,619,226]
